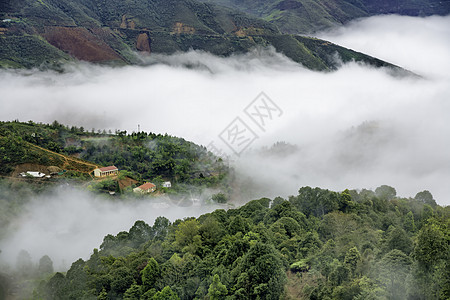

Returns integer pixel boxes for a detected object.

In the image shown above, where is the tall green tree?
[386,227,413,255]
[38,255,54,274]
[415,190,436,206]
[152,286,179,300]
[377,249,412,300]
[411,220,449,299]
[142,258,161,292]
[403,211,416,233]
[232,242,286,300]
[124,283,142,300]
[175,219,202,254]
[16,249,33,277]
[208,274,228,300]
[344,247,361,276]
[375,185,396,200]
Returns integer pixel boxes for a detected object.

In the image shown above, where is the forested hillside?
[80,131,227,186]
[30,186,449,299]
[0,121,227,188]
[0,120,100,176]
[0,0,408,71]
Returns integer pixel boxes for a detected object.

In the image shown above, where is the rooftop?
[137,182,156,190]
[98,166,118,172]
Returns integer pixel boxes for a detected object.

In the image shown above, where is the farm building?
[133,182,156,194]
[94,166,119,177]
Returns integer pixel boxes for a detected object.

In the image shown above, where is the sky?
[0,14,449,269]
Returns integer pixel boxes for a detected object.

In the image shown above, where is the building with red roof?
[133,182,156,194]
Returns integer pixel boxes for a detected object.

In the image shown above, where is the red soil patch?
[42,26,123,62]
[136,33,151,52]
[118,176,138,191]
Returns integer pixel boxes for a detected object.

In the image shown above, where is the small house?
[133,182,156,194]
[162,181,172,188]
[94,166,119,177]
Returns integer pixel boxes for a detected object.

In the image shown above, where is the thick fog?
[0,14,449,270]
[0,186,224,271]
[318,14,450,79]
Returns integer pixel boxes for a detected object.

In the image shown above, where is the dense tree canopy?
[30,186,449,299]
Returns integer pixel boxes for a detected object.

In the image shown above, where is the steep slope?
[0,122,99,175]
[0,0,276,67]
[0,34,72,69]
[200,0,450,33]
[0,0,408,71]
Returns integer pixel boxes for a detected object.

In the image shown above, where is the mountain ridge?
[199,0,450,33]
[0,0,416,71]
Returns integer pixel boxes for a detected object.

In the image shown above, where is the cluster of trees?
[81,131,227,187]
[16,250,54,277]
[0,120,100,155]
[35,185,448,299]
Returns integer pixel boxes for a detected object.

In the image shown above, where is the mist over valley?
[0,8,449,300]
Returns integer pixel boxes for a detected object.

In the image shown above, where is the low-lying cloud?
[0,14,449,271]
[0,17,448,198]
[0,186,222,271]
[317,14,450,79]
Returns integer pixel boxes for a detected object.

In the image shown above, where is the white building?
[20,171,46,178]
[94,166,119,177]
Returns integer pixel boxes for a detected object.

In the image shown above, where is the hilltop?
[0,0,410,71]
[0,120,228,194]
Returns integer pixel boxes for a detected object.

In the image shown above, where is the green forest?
[25,186,449,300]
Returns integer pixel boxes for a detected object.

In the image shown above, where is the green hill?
[0,121,227,189]
[0,0,410,71]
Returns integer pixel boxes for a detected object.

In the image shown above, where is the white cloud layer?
[0,14,449,270]
[0,187,222,271]
[317,14,450,78]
